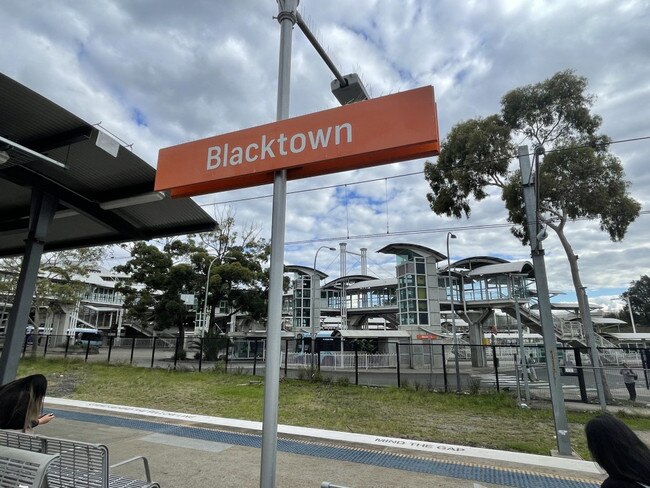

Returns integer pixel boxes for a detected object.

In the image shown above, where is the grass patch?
[18,357,650,459]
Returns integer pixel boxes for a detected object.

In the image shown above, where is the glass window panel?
[419,313,429,324]
[417,275,426,286]
[417,288,427,299]
[416,262,425,274]
[418,300,427,311]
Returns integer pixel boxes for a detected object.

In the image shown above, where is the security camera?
[534,145,546,156]
[536,227,548,241]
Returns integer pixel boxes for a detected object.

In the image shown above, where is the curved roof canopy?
[466,261,534,278]
[323,274,376,289]
[452,256,509,270]
[0,72,216,257]
[347,277,397,290]
[377,243,446,262]
[284,265,328,280]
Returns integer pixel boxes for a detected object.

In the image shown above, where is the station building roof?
[452,256,509,270]
[377,243,446,262]
[347,277,397,290]
[323,275,377,289]
[466,261,534,278]
[284,265,328,280]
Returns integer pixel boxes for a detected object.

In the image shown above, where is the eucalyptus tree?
[425,70,640,321]
[622,275,650,328]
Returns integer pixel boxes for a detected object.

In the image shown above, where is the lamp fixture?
[331,73,369,105]
[99,191,166,210]
[0,150,9,165]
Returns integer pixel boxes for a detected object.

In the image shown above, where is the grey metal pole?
[311,246,335,370]
[626,295,637,334]
[512,276,530,404]
[518,145,572,456]
[202,256,220,336]
[0,190,57,384]
[260,2,297,486]
[579,287,607,409]
[446,232,461,392]
[619,295,636,334]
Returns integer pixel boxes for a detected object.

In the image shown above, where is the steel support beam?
[0,190,58,384]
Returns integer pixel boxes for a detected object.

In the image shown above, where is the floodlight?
[331,73,369,105]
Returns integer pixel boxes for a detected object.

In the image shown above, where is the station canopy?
[0,72,216,257]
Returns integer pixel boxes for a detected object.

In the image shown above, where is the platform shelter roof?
[0,72,216,257]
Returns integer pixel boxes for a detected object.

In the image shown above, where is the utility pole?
[518,145,572,456]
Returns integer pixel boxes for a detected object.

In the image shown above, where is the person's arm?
[32,413,55,427]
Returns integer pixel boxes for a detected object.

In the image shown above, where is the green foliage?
[354,339,378,354]
[17,358,650,458]
[190,332,230,361]
[115,240,201,342]
[623,275,650,327]
[173,349,187,361]
[426,115,513,218]
[194,210,271,333]
[334,376,350,387]
[426,70,640,246]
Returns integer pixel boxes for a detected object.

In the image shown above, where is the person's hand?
[38,413,55,425]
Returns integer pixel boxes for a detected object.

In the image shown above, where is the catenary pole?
[260,1,298,486]
[518,145,572,456]
[446,232,461,392]
[511,274,530,404]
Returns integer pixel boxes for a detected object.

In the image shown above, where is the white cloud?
[2,0,649,301]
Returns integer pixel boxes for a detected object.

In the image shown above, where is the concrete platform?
[41,398,606,488]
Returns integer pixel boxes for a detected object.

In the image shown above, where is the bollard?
[198,337,204,373]
[396,342,401,388]
[150,337,157,368]
[107,336,114,363]
[442,344,448,393]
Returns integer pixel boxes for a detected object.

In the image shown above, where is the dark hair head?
[585,414,650,484]
[0,374,49,430]
[0,374,48,397]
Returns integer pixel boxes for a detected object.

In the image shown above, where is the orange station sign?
[155,86,439,198]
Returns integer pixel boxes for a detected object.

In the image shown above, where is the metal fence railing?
[6,333,649,406]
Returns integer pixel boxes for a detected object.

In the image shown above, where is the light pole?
[202,255,236,336]
[612,297,636,333]
[446,232,461,392]
[311,246,335,368]
[202,256,221,336]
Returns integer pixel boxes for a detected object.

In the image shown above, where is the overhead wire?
[199,134,650,208]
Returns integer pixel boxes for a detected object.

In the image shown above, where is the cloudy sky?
[3,0,648,312]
